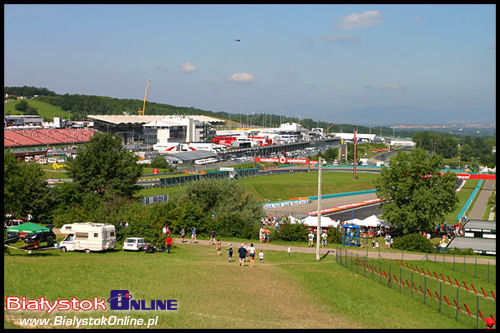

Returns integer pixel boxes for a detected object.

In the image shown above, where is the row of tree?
[413,131,496,167]
[5,86,56,97]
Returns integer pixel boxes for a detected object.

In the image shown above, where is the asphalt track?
[467,179,496,220]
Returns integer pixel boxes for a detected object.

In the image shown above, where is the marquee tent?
[359,215,388,227]
[344,218,365,226]
[296,215,339,228]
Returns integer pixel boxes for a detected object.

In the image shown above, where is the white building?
[390,139,416,147]
[334,132,377,142]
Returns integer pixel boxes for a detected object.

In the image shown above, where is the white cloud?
[318,34,359,43]
[229,72,255,82]
[335,10,383,30]
[181,61,197,73]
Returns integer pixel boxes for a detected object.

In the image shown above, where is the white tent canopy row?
[289,215,340,228]
[344,215,389,227]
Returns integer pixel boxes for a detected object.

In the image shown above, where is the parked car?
[123,237,147,251]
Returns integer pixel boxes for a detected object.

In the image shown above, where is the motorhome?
[59,222,116,253]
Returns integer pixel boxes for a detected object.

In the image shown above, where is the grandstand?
[4,128,96,148]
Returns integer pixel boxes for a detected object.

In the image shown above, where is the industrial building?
[87,114,222,145]
[333,132,377,142]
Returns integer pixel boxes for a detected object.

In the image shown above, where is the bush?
[275,220,308,242]
[447,247,475,255]
[327,227,343,244]
[392,233,433,252]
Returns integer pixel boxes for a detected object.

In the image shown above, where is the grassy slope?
[3,244,486,329]
[137,172,379,202]
[4,100,70,121]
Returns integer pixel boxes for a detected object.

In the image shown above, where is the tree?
[375,148,458,235]
[150,156,171,170]
[4,151,53,223]
[173,179,264,238]
[15,100,29,112]
[67,132,143,199]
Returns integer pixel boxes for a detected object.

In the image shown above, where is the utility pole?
[353,130,357,180]
[316,157,323,261]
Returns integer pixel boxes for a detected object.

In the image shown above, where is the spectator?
[191,227,197,243]
[308,231,315,247]
[166,225,170,235]
[384,234,391,248]
[259,227,265,243]
[321,230,328,248]
[259,249,264,263]
[165,234,173,253]
[265,228,270,243]
[243,242,249,262]
[180,228,186,242]
[249,243,256,267]
[426,232,431,240]
[209,230,216,245]
[162,225,167,237]
[228,243,233,262]
[125,222,129,228]
[238,244,247,267]
[216,239,222,256]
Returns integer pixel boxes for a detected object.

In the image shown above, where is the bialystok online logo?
[6,290,178,313]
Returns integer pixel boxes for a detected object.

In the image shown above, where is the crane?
[326,123,335,132]
[138,79,151,116]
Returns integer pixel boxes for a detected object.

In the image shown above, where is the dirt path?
[173,238,496,265]
[468,179,496,220]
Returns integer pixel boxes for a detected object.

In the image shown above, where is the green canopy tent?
[7,222,50,235]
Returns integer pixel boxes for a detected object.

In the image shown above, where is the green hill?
[4,99,70,122]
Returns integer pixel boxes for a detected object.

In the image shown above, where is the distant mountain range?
[331,105,495,126]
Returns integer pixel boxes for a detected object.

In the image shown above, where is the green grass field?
[4,243,491,329]
[136,172,379,202]
[4,100,70,121]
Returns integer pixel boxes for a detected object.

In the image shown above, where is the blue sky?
[4,4,496,124]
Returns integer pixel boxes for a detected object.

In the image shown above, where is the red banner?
[254,157,309,164]
[453,173,496,180]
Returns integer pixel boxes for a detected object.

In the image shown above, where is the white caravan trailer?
[59,222,116,253]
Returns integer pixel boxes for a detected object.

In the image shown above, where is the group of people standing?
[259,227,271,243]
[227,242,264,267]
[307,229,328,248]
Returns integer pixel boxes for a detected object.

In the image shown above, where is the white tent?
[297,215,339,228]
[359,215,383,227]
[344,218,364,226]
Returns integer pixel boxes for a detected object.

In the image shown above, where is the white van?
[59,222,116,253]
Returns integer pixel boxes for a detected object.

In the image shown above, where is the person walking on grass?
[259,249,264,263]
[216,239,222,256]
[228,243,233,262]
[248,243,256,267]
[238,244,247,266]
[165,234,173,253]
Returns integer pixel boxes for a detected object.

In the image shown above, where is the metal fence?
[157,168,259,187]
[141,194,169,205]
[335,248,496,328]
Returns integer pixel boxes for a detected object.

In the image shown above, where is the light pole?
[458,144,461,170]
[316,157,325,261]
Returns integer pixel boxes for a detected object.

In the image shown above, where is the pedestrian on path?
[321,230,328,247]
[308,231,315,247]
[191,227,197,243]
[180,228,186,242]
[259,250,264,263]
[210,230,216,245]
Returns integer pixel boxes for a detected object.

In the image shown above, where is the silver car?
[123,237,146,251]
